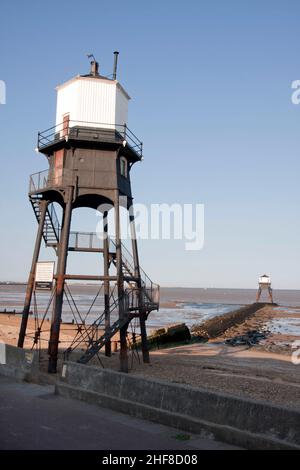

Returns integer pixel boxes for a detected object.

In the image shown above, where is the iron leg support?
[103,211,111,357]
[115,190,128,373]
[48,188,73,373]
[18,200,48,348]
[256,287,261,303]
[268,287,274,303]
[139,315,150,363]
[129,207,150,363]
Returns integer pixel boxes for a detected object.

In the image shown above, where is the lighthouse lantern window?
[120,157,127,178]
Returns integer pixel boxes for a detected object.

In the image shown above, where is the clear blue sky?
[0,0,300,289]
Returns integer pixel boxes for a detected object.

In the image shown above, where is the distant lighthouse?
[256,274,274,303]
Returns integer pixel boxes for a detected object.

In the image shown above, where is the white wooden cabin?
[55,61,130,132]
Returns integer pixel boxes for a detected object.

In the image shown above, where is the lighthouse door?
[62,113,70,137]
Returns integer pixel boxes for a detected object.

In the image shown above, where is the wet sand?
[215,304,300,355]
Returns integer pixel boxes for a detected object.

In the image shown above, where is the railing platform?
[37,120,143,160]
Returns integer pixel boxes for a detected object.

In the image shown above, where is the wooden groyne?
[0,309,24,315]
[134,323,191,350]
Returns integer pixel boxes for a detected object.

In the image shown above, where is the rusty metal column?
[48,187,73,373]
[18,200,48,348]
[129,204,150,363]
[256,287,261,302]
[103,210,111,356]
[268,287,274,303]
[115,190,128,372]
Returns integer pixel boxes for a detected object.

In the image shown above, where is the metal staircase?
[77,282,159,364]
[30,197,159,363]
[77,295,132,364]
[30,195,60,247]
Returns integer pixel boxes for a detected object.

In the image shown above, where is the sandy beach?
[0,314,87,350]
[1,301,299,352]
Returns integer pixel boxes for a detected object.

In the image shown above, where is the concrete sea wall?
[0,343,39,381]
[56,361,300,450]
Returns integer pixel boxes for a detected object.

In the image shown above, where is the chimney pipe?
[113,51,119,80]
[90,60,99,76]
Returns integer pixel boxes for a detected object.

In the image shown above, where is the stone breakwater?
[190,303,273,339]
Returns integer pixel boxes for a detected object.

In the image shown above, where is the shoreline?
[1,302,299,356]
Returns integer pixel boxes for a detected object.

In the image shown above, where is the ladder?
[30,195,60,247]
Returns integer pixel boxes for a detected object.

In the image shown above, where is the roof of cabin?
[55,74,131,100]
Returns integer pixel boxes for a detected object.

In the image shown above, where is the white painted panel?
[55,80,79,126]
[56,77,129,131]
[259,276,271,284]
[77,79,116,128]
[115,86,128,126]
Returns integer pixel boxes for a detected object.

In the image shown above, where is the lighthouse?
[256,274,274,303]
[18,53,159,373]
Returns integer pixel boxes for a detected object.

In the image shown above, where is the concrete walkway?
[0,377,238,450]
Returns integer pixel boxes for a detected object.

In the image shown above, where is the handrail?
[109,238,159,307]
[29,169,49,193]
[37,120,143,158]
[69,231,101,251]
[47,203,60,241]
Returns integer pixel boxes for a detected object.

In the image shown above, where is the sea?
[1,284,300,332]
